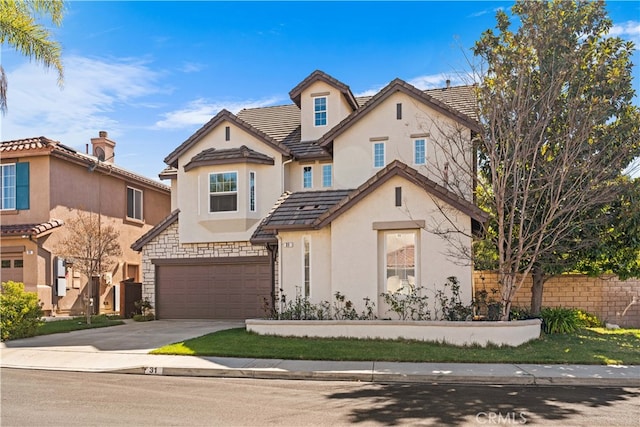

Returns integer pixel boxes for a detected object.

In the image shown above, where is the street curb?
[106,366,640,387]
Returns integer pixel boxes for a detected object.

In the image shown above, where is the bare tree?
[56,210,121,324]
[471,0,640,319]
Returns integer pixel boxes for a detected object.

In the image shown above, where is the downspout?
[266,241,278,318]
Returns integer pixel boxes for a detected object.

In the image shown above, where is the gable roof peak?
[289,70,358,111]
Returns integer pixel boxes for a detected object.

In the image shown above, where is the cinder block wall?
[474,271,640,327]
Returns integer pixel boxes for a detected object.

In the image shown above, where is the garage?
[154,256,271,319]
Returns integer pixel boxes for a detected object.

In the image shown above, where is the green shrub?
[575,309,603,327]
[540,307,581,334]
[0,281,44,341]
[509,306,533,320]
[132,313,155,322]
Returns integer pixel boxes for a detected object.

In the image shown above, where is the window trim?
[126,186,144,221]
[249,171,256,212]
[383,230,418,295]
[1,163,16,211]
[414,138,426,165]
[302,235,311,298]
[373,142,385,168]
[303,166,313,189]
[313,96,327,127]
[209,171,239,213]
[322,164,332,188]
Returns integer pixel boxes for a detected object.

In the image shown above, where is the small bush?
[575,309,603,328]
[133,313,155,322]
[0,281,44,341]
[509,306,533,320]
[540,307,582,334]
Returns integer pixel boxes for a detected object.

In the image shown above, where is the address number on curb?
[144,367,163,375]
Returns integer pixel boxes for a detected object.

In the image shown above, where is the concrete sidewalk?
[1,320,638,387]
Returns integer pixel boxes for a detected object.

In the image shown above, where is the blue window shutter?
[16,162,29,210]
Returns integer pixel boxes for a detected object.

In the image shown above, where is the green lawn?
[34,315,125,336]
[151,327,640,365]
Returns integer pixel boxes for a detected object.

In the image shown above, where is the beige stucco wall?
[332,92,474,200]
[276,175,473,318]
[287,160,334,192]
[176,121,285,243]
[299,80,354,142]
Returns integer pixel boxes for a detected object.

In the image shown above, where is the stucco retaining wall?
[245,318,541,347]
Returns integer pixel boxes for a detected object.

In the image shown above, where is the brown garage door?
[155,257,271,319]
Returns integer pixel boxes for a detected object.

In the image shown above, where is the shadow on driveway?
[1,320,243,352]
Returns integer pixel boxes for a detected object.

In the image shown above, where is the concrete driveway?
[1,320,244,353]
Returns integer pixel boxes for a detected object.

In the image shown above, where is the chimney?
[446,79,451,89]
[90,131,116,163]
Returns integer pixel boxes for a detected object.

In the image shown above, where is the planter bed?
[245,318,542,347]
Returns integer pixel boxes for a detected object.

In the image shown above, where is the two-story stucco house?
[0,132,171,316]
[132,70,487,319]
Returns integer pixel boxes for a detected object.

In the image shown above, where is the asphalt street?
[2,369,639,427]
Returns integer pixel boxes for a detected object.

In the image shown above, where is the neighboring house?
[0,132,171,315]
[132,70,488,320]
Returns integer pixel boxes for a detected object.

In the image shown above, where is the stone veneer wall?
[474,271,640,327]
[140,220,275,309]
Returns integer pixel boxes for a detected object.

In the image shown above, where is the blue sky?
[1,1,639,180]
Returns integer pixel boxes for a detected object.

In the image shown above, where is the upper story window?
[414,139,426,165]
[303,166,313,189]
[1,164,16,210]
[249,171,256,212]
[373,142,385,168]
[314,97,327,127]
[126,187,143,221]
[322,164,332,188]
[210,171,238,212]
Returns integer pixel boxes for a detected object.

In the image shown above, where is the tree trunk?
[500,272,516,321]
[530,265,545,316]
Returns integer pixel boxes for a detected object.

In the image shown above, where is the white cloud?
[609,20,640,45]
[354,73,471,97]
[408,73,469,90]
[154,97,282,129]
[1,55,162,148]
[179,62,206,73]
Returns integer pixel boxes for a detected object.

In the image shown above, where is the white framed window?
[126,187,143,220]
[314,97,327,126]
[322,164,332,187]
[209,171,238,212]
[373,142,385,168]
[249,171,256,212]
[414,139,426,165]
[303,235,311,297]
[303,166,313,189]
[384,231,417,294]
[0,163,16,210]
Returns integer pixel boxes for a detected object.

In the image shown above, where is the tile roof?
[1,137,170,193]
[260,189,353,230]
[131,209,180,251]
[253,161,488,239]
[250,192,293,244]
[0,136,56,152]
[184,146,275,171]
[164,109,291,168]
[1,219,64,237]
[289,70,359,110]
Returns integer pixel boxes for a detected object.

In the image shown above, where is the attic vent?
[297,205,320,210]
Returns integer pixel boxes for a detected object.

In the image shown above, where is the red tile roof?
[1,219,64,237]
